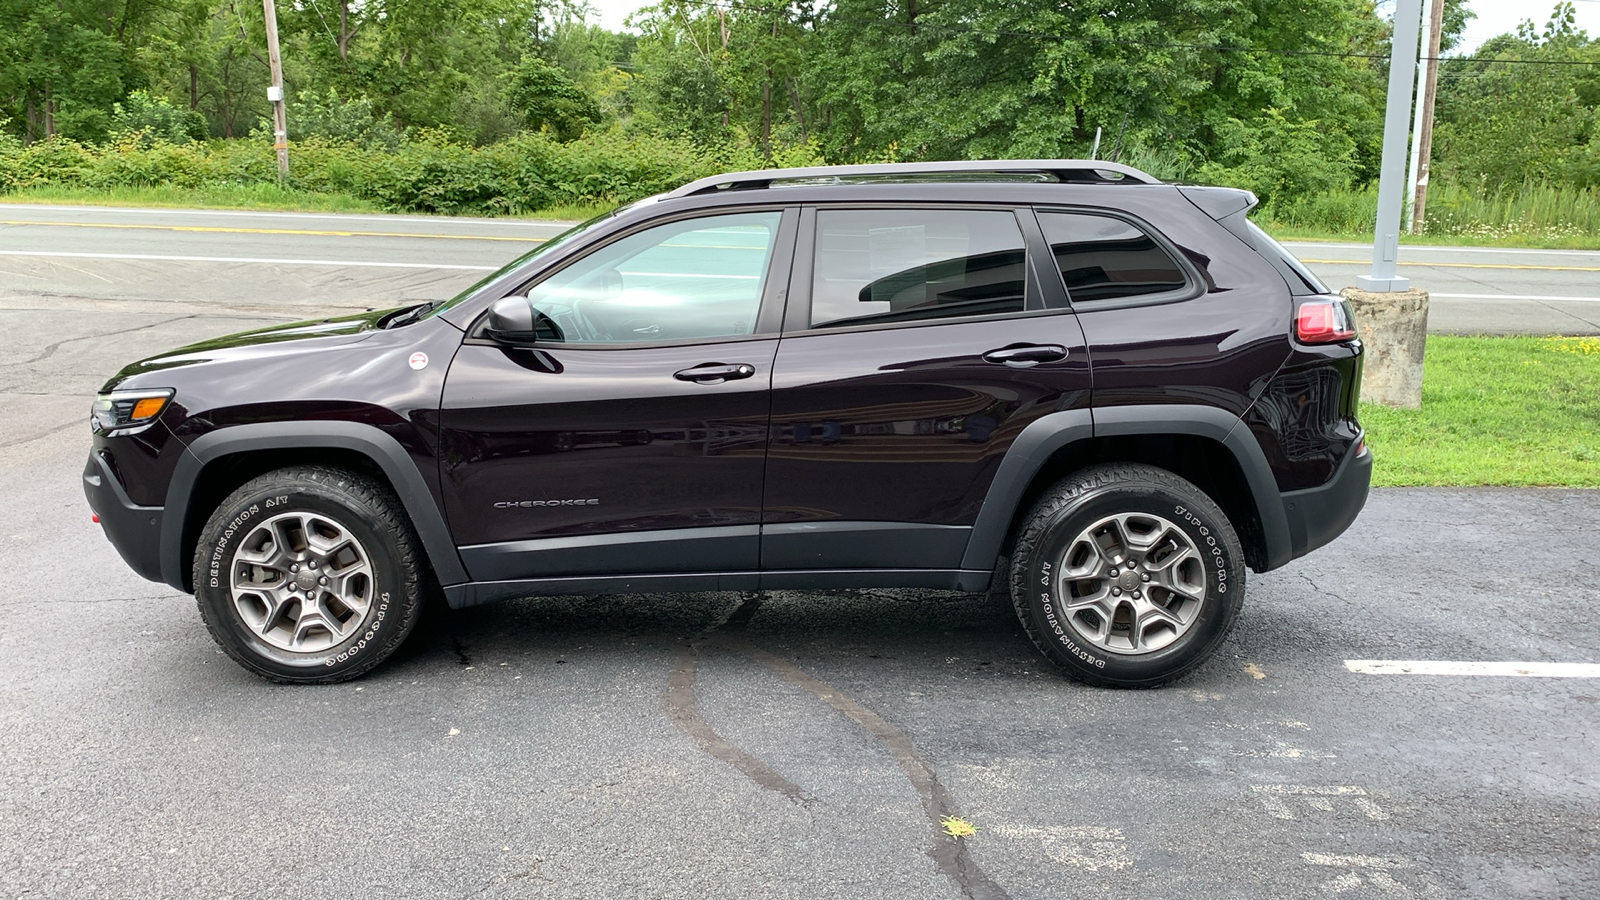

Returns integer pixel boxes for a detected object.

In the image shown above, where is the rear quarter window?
[1037,212,1190,304]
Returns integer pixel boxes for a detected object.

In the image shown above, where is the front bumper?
[83,452,165,584]
[1280,441,1372,561]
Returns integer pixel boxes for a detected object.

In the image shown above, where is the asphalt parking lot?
[1,211,1597,899]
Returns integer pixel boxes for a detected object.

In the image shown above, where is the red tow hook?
[91,514,100,524]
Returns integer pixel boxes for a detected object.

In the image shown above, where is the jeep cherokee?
[83,159,1370,687]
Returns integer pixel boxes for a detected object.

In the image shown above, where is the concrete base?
[1341,287,1429,409]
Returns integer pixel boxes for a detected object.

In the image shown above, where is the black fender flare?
[160,421,468,591]
[958,405,1292,574]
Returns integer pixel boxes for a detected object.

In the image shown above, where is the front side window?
[1038,212,1188,304]
[809,209,1028,329]
[518,211,781,344]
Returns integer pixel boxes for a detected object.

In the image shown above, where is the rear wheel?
[193,466,426,683]
[1009,464,1245,688]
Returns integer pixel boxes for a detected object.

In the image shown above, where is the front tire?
[1009,464,1246,688]
[193,466,426,684]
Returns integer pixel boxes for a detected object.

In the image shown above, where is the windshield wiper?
[382,301,437,329]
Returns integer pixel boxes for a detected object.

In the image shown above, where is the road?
[0,203,1596,333]
[0,203,1597,899]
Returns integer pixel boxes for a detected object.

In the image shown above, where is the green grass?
[1259,181,1600,250]
[0,183,610,221]
[1363,336,1600,486]
[0,182,386,213]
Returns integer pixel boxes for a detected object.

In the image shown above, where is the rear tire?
[1009,464,1245,688]
[192,466,427,684]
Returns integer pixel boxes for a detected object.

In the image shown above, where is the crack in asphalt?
[5,315,199,369]
[660,592,1012,900]
[1297,572,1355,607]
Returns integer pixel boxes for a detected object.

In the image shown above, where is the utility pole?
[262,0,289,183]
[1410,0,1445,234]
[1403,0,1434,232]
[1356,0,1423,293]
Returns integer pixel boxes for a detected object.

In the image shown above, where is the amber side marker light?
[1295,299,1357,344]
[91,389,175,435]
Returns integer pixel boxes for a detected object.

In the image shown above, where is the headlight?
[91,389,174,436]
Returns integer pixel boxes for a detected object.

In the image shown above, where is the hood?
[100,307,401,391]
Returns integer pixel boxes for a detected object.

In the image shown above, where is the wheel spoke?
[1048,510,1212,658]
[228,510,376,657]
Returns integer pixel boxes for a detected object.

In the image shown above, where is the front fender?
[161,421,468,591]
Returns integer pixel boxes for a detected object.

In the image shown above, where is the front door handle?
[982,344,1069,367]
[674,362,758,385]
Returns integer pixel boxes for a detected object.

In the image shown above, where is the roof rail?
[666,159,1161,198]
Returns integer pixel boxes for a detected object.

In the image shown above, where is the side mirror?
[484,296,540,346]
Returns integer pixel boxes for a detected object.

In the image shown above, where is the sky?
[582,0,1600,54]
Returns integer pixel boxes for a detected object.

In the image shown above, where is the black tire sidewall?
[1015,477,1244,686]
[195,477,414,680]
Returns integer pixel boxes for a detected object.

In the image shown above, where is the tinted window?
[520,211,781,344]
[810,209,1027,328]
[1038,212,1188,303]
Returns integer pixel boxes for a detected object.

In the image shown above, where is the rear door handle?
[674,362,758,384]
[982,344,1068,367]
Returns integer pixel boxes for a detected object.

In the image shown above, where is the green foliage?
[0,128,800,214]
[1198,109,1358,207]
[287,90,403,149]
[1260,181,1600,241]
[111,91,208,145]
[1434,3,1600,192]
[506,56,600,140]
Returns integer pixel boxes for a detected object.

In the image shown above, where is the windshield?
[425,210,618,318]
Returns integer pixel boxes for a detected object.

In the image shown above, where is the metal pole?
[1402,0,1433,232]
[1412,0,1446,234]
[262,0,289,184]
[1356,0,1423,293]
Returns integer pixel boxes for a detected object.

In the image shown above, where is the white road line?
[1346,660,1600,677]
[0,249,497,271]
[0,202,573,228]
[1429,292,1600,303]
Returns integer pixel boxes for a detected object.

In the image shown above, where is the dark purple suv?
[84,160,1370,687]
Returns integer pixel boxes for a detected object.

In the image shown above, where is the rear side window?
[810,209,1027,328]
[1038,212,1188,304]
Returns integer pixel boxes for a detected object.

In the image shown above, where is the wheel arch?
[160,422,468,592]
[960,405,1292,575]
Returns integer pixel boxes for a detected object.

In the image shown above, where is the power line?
[658,0,1600,68]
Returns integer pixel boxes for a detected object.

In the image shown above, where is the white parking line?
[0,249,497,271]
[1346,660,1600,677]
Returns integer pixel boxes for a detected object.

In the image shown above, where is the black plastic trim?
[1094,404,1294,570]
[1281,441,1372,560]
[164,422,469,592]
[761,522,971,570]
[459,525,760,582]
[959,404,1295,574]
[760,568,993,592]
[960,408,1095,571]
[83,453,165,584]
[447,571,762,608]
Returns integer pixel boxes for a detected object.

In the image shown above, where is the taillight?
[1295,299,1357,344]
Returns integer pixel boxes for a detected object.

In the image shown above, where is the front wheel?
[192,466,427,684]
[1009,464,1246,688]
